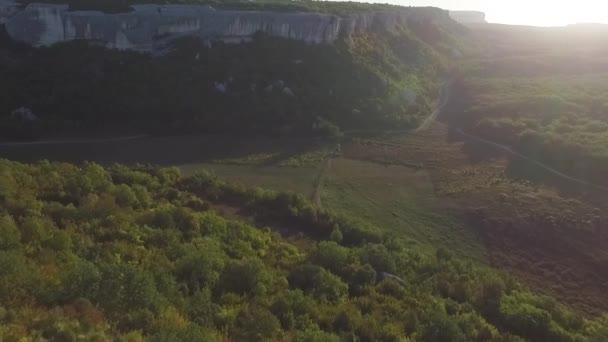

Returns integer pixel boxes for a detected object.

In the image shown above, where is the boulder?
[282,87,295,97]
[11,107,38,121]
[378,272,407,286]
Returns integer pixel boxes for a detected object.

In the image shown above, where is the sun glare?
[484,0,608,26]
[397,0,608,26]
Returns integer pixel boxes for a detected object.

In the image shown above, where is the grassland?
[332,119,608,316]
[321,158,486,262]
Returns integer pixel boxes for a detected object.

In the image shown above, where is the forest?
[0,6,459,140]
[1,160,608,341]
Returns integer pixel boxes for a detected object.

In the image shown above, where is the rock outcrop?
[449,11,486,24]
[0,0,450,52]
[0,0,19,24]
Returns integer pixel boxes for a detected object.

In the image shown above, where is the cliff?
[0,0,449,52]
[449,11,486,24]
[0,0,19,24]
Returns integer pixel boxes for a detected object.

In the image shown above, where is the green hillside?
[446,24,608,187]
[1,160,608,341]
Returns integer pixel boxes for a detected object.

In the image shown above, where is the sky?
[358,0,608,26]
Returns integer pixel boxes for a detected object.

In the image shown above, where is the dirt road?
[0,135,148,147]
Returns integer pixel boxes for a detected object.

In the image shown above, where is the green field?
[321,158,486,262]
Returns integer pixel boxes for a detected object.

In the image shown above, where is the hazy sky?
[356,0,608,26]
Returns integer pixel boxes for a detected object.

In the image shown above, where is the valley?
[1,1,608,340]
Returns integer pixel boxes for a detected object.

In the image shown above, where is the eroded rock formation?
[0,0,449,52]
[0,0,19,24]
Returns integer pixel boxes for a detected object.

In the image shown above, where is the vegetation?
[0,159,608,341]
[446,24,608,187]
[338,120,608,316]
[0,6,458,140]
[2,4,608,341]
[321,158,486,262]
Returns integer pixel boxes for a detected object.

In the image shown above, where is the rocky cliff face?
[0,0,19,24]
[0,0,448,52]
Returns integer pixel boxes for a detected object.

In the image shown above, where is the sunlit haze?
[353,0,608,26]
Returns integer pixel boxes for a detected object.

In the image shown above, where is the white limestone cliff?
[0,0,448,52]
[0,0,20,24]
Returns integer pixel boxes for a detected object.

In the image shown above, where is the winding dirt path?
[455,128,608,192]
[313,81,452,207]
[0,134,149,147]
[312,156,332,208]
[346,77,608,193]
[414,80,452,133]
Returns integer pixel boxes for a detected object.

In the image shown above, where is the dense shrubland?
[1,160,608,341]
[447,75,608,186]
[0,8,457,139]
[445,23,608,186]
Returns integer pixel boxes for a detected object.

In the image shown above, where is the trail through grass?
[322,158,487,262]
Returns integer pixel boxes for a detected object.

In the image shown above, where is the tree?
[148,324,216,342]
[349,263,376,290]
[421,311,466,342]
[113,184,139,208]
[475,276,506,321]
[360,244,396,273]
[271,290,316,329]
[96,263,163,317]
[0,214,21,250]
[187,289,220,327]
[62,260,101,301]
[175,250,225,294]
[231,306,281,342]
[297,328,341,342]
[218,259,270,296]
[329,228,343,243]
[172,207,201,238]
[19,215,51,245]
[333,305,362,333]
[0,250,30,304]
[289,264,348,303]
[310,241,350,276]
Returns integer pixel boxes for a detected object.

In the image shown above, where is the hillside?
[2,160,608,341]
[422,23,608,315]
[0,0,463,140]
[3,1,608,341]
[447,24,608,187]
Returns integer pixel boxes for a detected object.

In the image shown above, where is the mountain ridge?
[1,0,456,53]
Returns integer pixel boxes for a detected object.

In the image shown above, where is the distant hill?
[449,11,486,24]
[567,22,608,31]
